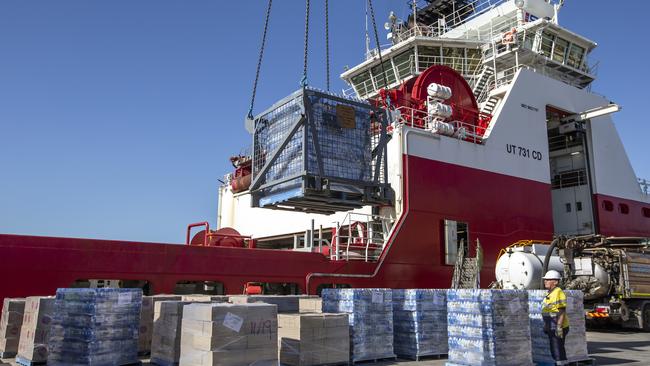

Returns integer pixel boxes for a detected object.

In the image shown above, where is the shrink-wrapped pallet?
[322,288,394,362]
[0,298,26,358]
[392,289,448,359]
[278,313,349,365]
[528,290,589,364]
[16,296,55,364]
[446,289,533,366]
[150,301,192,366]
[179,303,278,366]
[47,288,142,366]
[139,295,182,355]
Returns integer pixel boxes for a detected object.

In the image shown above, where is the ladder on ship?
[451,238,483,289]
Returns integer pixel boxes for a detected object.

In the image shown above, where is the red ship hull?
[0,154,563,303]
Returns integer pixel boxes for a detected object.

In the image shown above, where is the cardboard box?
[180,295,229,303]
[229,295,318,313]
[139,295,182,354]
[150,300,192,366]
[16,296,55,363]
[179,303,278,366]
[278,313,350,366]
[0,298,25,357]
[299,298,322,313]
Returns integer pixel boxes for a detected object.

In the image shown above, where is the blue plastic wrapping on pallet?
[322,288,395,362]
[392,289,448,359]
[528,290,589,364]
[445,289,533,366]
[47,288,142,366]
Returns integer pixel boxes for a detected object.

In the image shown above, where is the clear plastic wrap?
[528,290,589,363]
[47,288,142,366]
[445,289,533,366]
[322,288,394,362]
[392,289,448,359]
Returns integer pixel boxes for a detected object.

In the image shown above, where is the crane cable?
[367,0,388,91]
[301,0,311,87]
[247,0,273,120]
[325,0,330,91]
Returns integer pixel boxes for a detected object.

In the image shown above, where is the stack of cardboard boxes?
[0,298,25,358]
[16,296,55,364]
[150,301,192,366]
[179,303,278,366]
[278,313,349,366]
[139,295,182,355]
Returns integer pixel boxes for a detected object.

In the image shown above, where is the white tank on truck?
[493,236,650,331]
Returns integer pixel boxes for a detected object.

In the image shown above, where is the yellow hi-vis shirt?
[542,287,570,328]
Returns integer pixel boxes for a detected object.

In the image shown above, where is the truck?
[494,235,650,330]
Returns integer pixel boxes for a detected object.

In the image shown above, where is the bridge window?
[351,71,373,97]
[393,49,415,79]
[466,48,482,74]
[418,46,441,71]
[567,44,585,69]
[540,32,554,58]
[552,37,569,64]
[371,60,397,87]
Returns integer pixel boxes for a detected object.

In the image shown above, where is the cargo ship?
[1,0,648,302]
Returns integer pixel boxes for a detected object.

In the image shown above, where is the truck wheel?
[644,304,650,332]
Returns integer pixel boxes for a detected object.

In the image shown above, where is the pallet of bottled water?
[47,288,142,366]
[528,290,589,364]
[322,288,395,363]
[446,289,533,366]
[392,289,447,359]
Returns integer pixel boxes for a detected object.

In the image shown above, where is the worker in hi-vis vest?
[542,270,570,365]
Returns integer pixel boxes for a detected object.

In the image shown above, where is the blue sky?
[0,1,647,243]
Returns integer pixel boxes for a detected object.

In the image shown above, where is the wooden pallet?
[149,356,179,366]
[352,356,397,364]
[15,356,46,366]
[0,352,16,359]
[397,353,448,361]
[535,358,596,366]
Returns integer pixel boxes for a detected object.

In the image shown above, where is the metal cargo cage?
[250,87,391,214]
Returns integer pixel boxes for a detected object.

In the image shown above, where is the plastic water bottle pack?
[322,288,395,362]
[528,290,589,364]
[47,288,142,366]
[446,289,533,366]
[392,289,448,359]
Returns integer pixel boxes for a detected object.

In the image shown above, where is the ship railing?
[333,212,393,262]
[390,0,509,44]
[639,178,650,195]
[392,105,489,144]
[343,54,483,99]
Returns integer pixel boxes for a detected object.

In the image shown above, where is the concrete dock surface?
[1,329,649,366]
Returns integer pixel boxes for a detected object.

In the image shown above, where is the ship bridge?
[342,0,597,117]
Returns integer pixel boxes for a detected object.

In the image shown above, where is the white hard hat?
[542,270,562,280]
